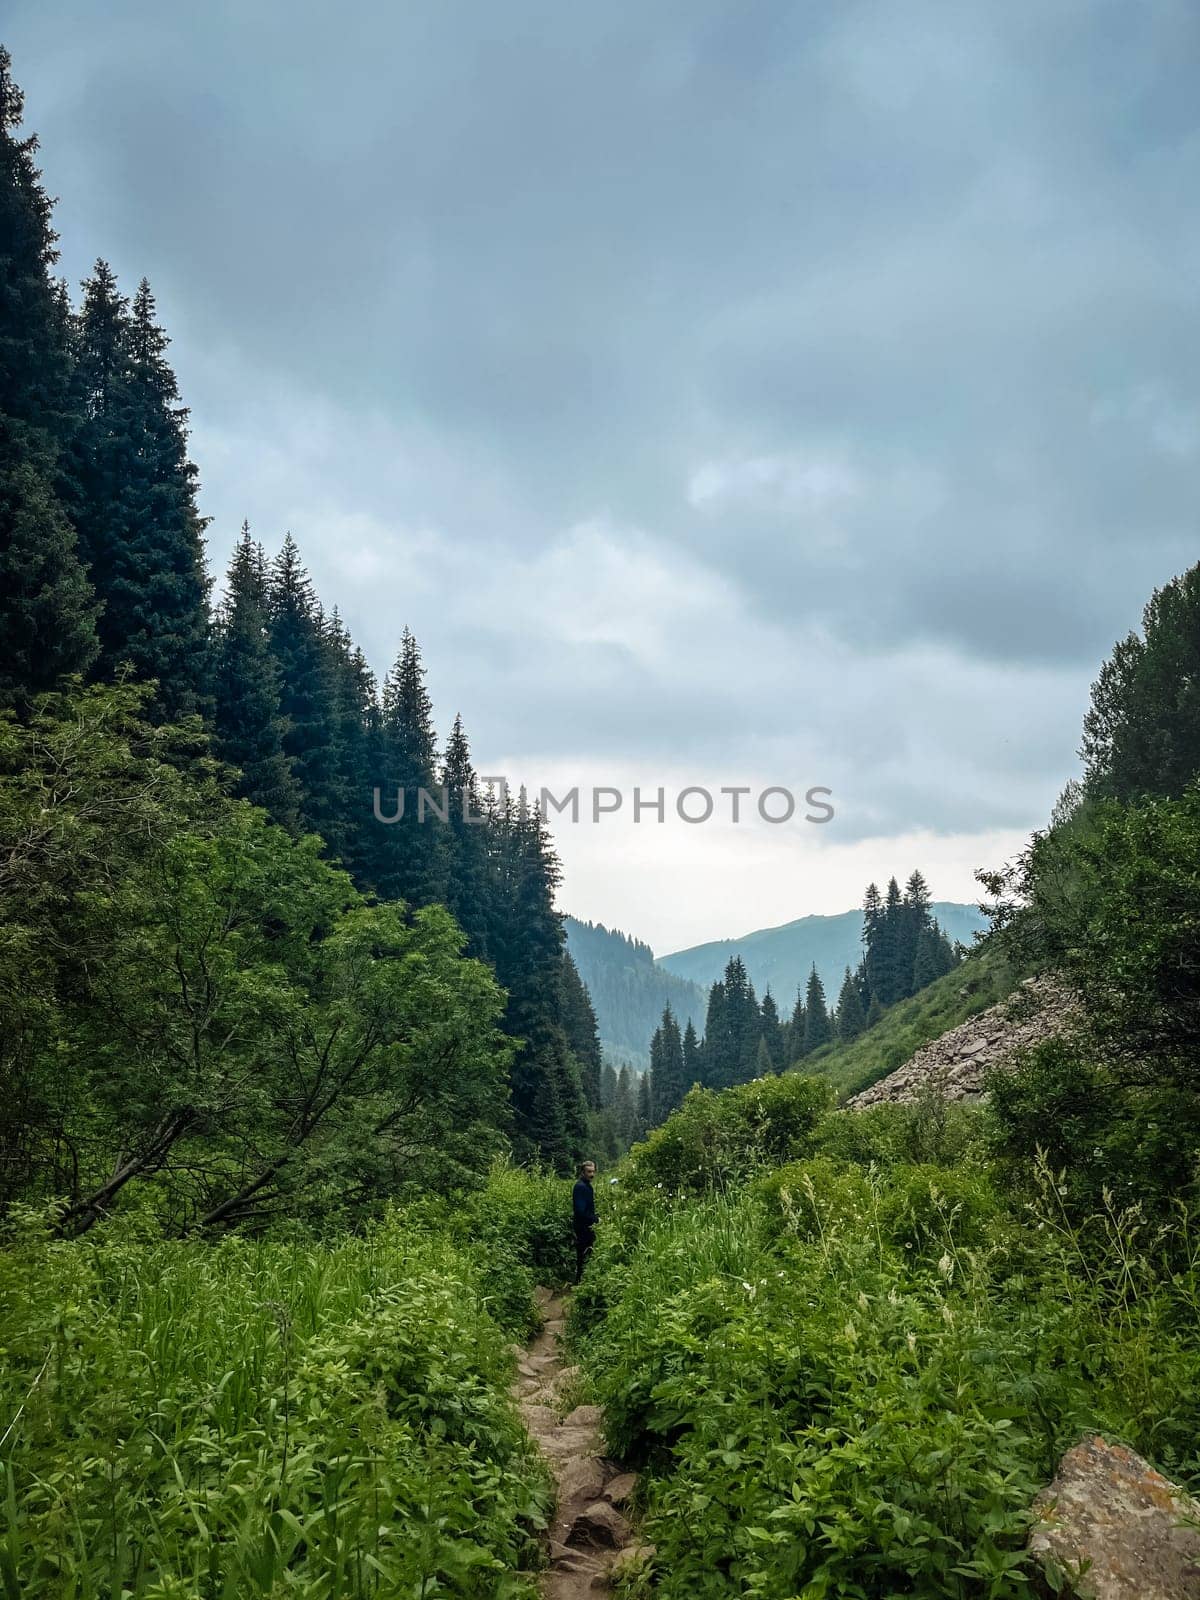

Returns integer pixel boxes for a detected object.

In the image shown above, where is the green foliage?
[802,942,1023,1095]
[623,1075,834,1197]
[1081,560,1200,803]
[0,1218,550,1598]
[575,1160,1200,1600]
[0,683,514,1228]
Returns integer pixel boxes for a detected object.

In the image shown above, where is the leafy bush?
[623,1075,833,1196]
[0,1217,551,1599]
[576,1156,1200,1599]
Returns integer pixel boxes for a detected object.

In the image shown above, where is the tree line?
[0,48,602,1223]
[645,871,961,1125]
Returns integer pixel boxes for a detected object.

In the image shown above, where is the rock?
[603,1470,638,1506]
[565,1499,631,1551]
[847,975,1080,1110]
[517,1402,560,1436]
[610,1542,656,1579]
[537,1426,599,1461]
[1028,1434,1200,1599]
[558,1453,608,1504]
[562,1403,604,1431]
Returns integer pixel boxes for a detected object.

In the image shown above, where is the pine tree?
[67,265,210,721]
[681,1018,701,1097]
[759,989,784,1071]
[267,535,344,844]
[0,50,98,701]
[648,1004,686,1121]
[440,714,492,957]
[373,627,446,906]
[636,1070,652,1132]
[490,798,587,1168]
[212,524,300,825]
[788,986,807,1062]
[1081,562,1200,802]
[861,881,885,1009]
[802,965,832,1053]
[899,869,932,1000]
[324,609,376,876]
[835,965,867,1042]
[561,951,603,1111]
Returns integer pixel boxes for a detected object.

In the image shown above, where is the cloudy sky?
[10,1,1200,951]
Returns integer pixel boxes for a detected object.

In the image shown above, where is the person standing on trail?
[572,1159,598,1283]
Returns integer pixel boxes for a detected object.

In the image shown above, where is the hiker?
[572,1159,597,1283]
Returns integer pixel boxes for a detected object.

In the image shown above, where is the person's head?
[580,1160,596,1182]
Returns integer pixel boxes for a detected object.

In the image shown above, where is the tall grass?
[0,1212,552,1598]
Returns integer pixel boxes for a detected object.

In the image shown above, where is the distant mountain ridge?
[658,903,988,1009]
[564,917,706,1069]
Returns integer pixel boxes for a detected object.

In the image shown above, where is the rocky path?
[514,1287,648,1598]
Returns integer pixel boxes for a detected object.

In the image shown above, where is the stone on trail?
[1028,1434,1200,1600]
[562,1403,604,1431]
[602,1471,637,1507]
[557,1454,608,1504]
[610,1542,656,1581]
[565,1499,631,1551]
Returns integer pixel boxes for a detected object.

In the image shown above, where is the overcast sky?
[9,1,1200,951]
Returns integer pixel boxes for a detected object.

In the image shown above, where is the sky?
[9,1,1200,953]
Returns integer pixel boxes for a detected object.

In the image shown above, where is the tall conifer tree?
[802,965,832,1053]
[212,523,300,825]
[0,50,98,701]
[67,266,210,720]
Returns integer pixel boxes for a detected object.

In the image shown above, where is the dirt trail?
[513,1287,648,1598]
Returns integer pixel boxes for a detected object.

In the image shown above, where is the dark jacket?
[572,1178,597,1236]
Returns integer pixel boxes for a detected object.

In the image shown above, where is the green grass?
[801,939,1025,1097]
[0,1210,554,1599]
[572,1157,1200,1599]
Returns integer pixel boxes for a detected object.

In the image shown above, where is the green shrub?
[624,1075,834,1196]
[0,1219,551,1599]
[752,1157,873,1241]
[876,1161,1000,1256]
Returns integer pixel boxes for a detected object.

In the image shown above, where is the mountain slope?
[564,917,706,1069]
[798,938,1026,1097]
[659,902,988,1007]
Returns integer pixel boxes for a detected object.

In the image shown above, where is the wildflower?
[941,1303,954,1324]
[937,1252,953,1280]
[906,1331,917,1352]
[856,1291,869,1312]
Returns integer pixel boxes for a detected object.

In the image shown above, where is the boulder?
[1028,1435,1200,1599]
[603,1470,638,1506]
[558,1453,608,1504]
[610,1542,656,1580]
[565,1499,631,1551]
[562,1403,604,1431]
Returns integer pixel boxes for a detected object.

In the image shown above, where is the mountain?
[658,903,988,1010]
[564,917,707,1069]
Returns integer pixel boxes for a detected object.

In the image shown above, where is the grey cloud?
[6,0,1200,868]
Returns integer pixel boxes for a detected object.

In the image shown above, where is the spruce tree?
[649,1004,686,1120]
[440,713,492,957]
[802,965,832,1053]
[68,265,210,721]
[212,524,300,825]
[267,535,344,844]
[861,881,885,1009]
[759,989,784,1071]
[1081,562,1200,802]
[324,609,376,876]
[373,627,446,906]
[835,965,867,1041]
[561,951,603,1111]
[636,1070,652,1133]
[0,50,98,701]
[788,986,807,1062]
[681,1018,701,1097]
[899,869,932,999]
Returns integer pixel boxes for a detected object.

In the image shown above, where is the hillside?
[564,917,707,1068]
[798,937,1025,1096]
[659,901,988,1005]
